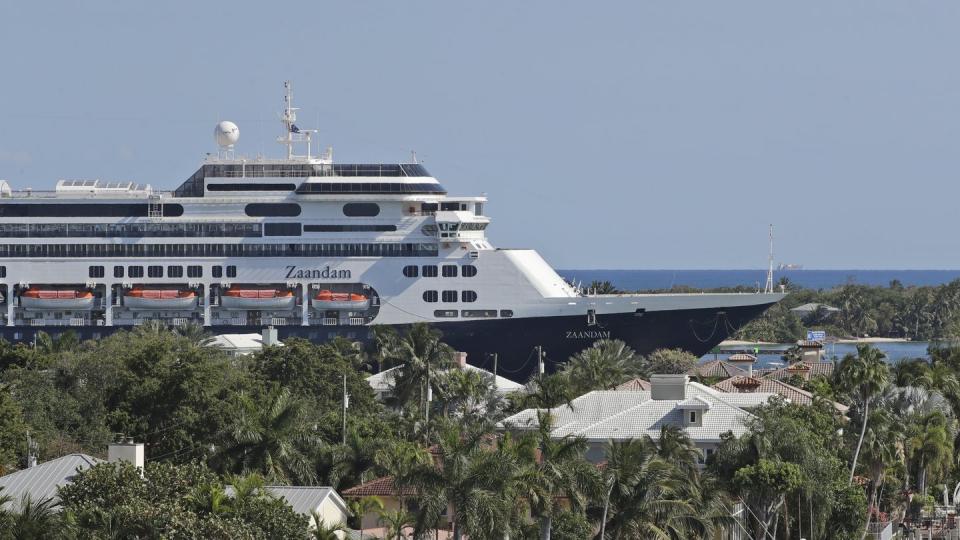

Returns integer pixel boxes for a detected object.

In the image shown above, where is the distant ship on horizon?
[777,263,804,271]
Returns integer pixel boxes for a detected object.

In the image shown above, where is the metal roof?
[368,364,523,395]
[0,454,103,512]
[224,485,348,517]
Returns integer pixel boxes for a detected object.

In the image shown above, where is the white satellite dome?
[214,121,240,148]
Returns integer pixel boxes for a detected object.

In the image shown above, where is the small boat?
[220,288,296,311]
[124,289,197,311]
[20,288,95,311]
[312,290,370,310]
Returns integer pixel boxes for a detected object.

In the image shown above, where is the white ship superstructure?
[0,83,784,379]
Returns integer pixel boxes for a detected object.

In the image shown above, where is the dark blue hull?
[0,301,776,382]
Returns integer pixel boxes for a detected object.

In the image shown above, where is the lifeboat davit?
[312,290,370,310]
[20,288,95,311]
[124,289,197,311]
[220,288,296,311]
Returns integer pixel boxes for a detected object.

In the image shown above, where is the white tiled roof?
[368,364,523,395]
[501,381,773,444]
[225,485,348,517]
[207,333,274,352]
[0,454,103,511]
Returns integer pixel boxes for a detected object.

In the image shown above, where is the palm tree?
[309,513,349,540]
[654,425,700,472]
[561,340,641,393]
[598,438,694,539]
[433,368,502,420]
[388,324,455,431]
[515,411,600,540]
[217,388,317,484]
[835,344,889,484]
[327,429,385,490]
[858,404,901,538]
[8,493,60,539]
[378,508,414,540]
[906,410,953,497]
[347,495,384,538]
[402,419,518,540]
[518,371,577,411]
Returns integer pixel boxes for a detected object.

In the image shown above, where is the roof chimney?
[650,374,688,400]
[262,326,279,346]
[727,353,757,376]
[108,438,145,474]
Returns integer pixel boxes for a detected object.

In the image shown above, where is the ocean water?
[705,341,933,368]
[558,269,960,291]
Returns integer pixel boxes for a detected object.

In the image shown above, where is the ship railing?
[321,317,338,326]
[269,317,288,326]
[348,317,365,326]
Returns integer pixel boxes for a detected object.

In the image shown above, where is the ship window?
[462,310,496,318]
[187,265,202,278]
[113,266,124,278]
[434,310,458,318]
[342,203,380,217]
[0,203,184,218]
[167,266,183,278]
[461,265,477,277]
[0,266,5,278]
[423,290,438,303]
[148,266,163,278]
[461,290,477,302]
[421,203,438,213]
[207,183,297,192]
[500,309,514,318]
[245,203,301,217]
[88,266,104,279]
[475,203,483,216]
[226,266,237,278]
[403,265,419,278]
[264,223,302,236]
[440,202,462,211]
[212,266,223,278]
[128,266,144,278]
[441,265,458,278]
[441,290,457,303]
[422,265,438,277]
[303,224,397,232]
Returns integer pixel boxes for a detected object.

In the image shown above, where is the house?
[341,476,419,532]
[366,352,523,400]
[226,485,350,531]
[789,303,840,320]
[207,326,283,357]
[712,375,849,414]
[687,359,747,380]
[0,453,103,511]
[501,374,775,464]
[762,360,835,382]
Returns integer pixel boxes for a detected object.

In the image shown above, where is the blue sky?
[1,2,958,269]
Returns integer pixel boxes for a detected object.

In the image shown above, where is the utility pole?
[492,353,498,378]
[342,373,348,445]
[537,345,544,375]
[424,356,431,442]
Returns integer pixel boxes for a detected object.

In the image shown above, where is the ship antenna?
[277,81,320,161]
[764,224,774,294]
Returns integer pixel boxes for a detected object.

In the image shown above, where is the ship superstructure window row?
[408,264,477,278]
[0,204,184,218]
[296,182,446,195]
[304,224,397,233]
[0,222,262,238]
[207,183,297,192]
[0,243,438,258]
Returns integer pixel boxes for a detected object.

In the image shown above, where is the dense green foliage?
[3,320,956,538]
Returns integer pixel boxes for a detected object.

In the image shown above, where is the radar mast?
[277,81,330,162]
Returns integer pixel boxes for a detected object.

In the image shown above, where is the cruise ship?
[0,83,784,380]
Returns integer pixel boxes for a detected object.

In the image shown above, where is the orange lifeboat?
[311,290,370,310]
[20,288,95,311]
[124,288,197,310]
[220,288,296,311]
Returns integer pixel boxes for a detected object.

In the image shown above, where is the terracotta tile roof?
[712,376,848,414]
[727,353,757,362]
[342,476,417,498]
[687,360,746,378]
[615,378,651,391]
[763,361,835,381]
[731,376,763,390]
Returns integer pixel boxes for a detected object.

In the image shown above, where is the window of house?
[689,411,697,423]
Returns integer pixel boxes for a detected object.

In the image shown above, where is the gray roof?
[225,485,348,517]
[501,382,773,444]
[0,454,103,511]
[790,303,839,313]
[368,364,523,395]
